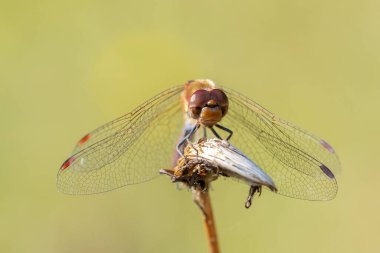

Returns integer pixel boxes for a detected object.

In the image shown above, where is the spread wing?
[57,86,184,195]
[221,88,340,200]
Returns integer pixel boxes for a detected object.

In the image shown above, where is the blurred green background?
[1,0,379,252]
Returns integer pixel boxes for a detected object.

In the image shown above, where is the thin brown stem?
[193,189,220,253]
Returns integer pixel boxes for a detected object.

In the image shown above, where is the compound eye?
[210,89,229,116]
[189,90,210,119]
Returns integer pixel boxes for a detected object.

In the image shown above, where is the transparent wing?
[221,88,340,200]
[57,86,184,195]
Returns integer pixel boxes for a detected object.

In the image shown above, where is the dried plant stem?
[193,188,220,253]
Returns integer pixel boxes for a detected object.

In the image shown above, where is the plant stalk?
[193,188,220,253]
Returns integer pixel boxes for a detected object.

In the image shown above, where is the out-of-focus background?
[1,1,379,252]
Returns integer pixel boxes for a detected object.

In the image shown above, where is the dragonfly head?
[189,89,229,127]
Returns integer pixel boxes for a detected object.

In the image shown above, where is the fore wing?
[57,86,184,195]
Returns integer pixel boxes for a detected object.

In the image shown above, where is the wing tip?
[320,139,336,154]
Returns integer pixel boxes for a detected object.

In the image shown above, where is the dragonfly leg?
[203,127,207,138]
[245,185,262,209]
[188,141,199,159]
[210,127,222,140]
[215,124,233,141]
[176,123,200,157]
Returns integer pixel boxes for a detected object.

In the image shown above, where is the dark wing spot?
[60,156,76,171]
[320,164,335,179]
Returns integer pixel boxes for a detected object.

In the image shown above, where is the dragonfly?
[57,79,340,200]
